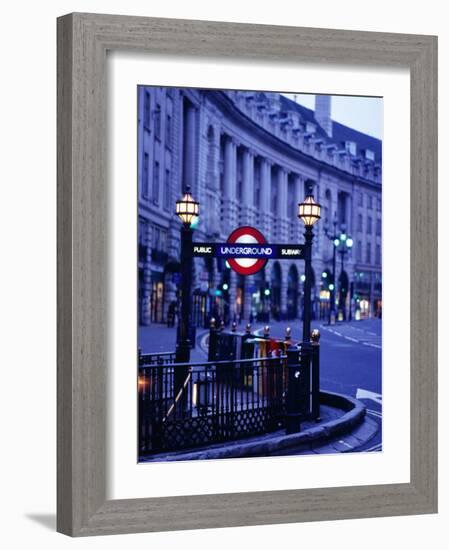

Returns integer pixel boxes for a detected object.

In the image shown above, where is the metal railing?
[139,355,286,455]
[139,350,176,366]
[138,326,321,456]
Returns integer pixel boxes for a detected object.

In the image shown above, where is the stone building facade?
[138,87,382,327]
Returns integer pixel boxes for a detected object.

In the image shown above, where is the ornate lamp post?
[324,219,353,323]
[298,192,321,342]
[337,228,353,320]
[323,215,339,325]
[175,186,199,364]
[285,190,321,435]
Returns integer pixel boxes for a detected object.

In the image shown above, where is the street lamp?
[175,186,199,225]
[298,192,321,342]
[324,218,353,324]
[323,215,339,325]
[175,186,199,364]
[337,228,353,321]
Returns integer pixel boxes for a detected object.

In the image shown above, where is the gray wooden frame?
[57,12,438,537]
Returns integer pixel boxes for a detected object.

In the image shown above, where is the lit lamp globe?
[176,185,199,226]
[298,194,321,227]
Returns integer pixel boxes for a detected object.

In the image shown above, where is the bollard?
[220,320,225,332]
[231,321,237,333]
[263,325,270,338]
[311,329,321,421]
[285,326,292,342]
[245,322,251,334]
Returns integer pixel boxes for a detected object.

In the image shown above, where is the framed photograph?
[57,13,437,536]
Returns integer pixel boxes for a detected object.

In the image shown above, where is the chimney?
[314,95,332,137]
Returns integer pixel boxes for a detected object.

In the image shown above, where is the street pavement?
[139,324,209,362]
[139,317,382,454]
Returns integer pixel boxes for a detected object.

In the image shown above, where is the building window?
[375,244,381,265]
[151,226,168,265]
[166,114,172,145]
[306,122,316,134]
[152,226,167,250]
[205,194,212,232]
[143,90,151,129]
[365,149,375,161]
[166,97,173,147]
[163,168,170,211]
[358,191,364,207]
[376,218,381,236]
[337,192,347,226]
[139,218,148,262]
[377,197,382,210]
[154,104,161,139]
[152,225,160,250]
[159,229,167,251]
[366,242,371,264]
[153,161,160,205]
[367,195,373,209]
[142,152,149,199]
[345,141,357,155]
[357,214,363,232]
[356,241,362,262]
[367,216,372,234]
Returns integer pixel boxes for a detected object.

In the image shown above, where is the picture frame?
[57,12,437,536]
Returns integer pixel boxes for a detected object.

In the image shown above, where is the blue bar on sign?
[192,243,305,259]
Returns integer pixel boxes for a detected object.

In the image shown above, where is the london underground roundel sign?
[226,226,268,276]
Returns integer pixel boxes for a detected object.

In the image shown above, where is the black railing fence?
[139,350,176,366]
[138,341,320,456]
[138,322,320,456]
[139,355,286,455]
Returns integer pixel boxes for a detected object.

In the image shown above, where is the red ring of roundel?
[227,226,267,275]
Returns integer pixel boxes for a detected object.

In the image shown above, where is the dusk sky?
[283,93,383,140]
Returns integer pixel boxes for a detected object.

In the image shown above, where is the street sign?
[227,226,268,275]
[191,226,305,275]
[192,243,305,260]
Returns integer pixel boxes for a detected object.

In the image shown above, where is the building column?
[277,167,288,241]
[241,147,254,225]
[293,174,303,243]
[208,126,221,235]
[260,158,272,236]
[346,193,353,235]
[183,100,197,190]
[223,135,237,232]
